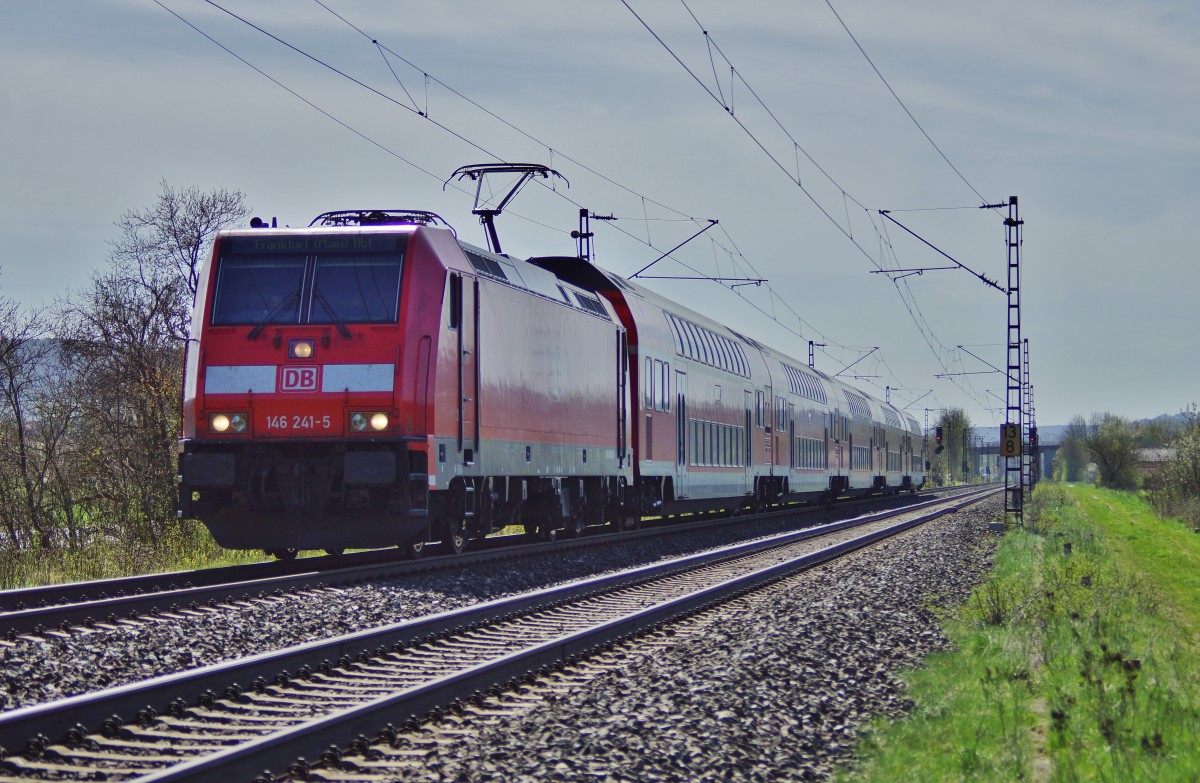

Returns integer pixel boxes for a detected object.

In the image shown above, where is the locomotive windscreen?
[211,234,406,325]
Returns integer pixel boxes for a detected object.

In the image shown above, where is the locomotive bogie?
[179,438,431,550]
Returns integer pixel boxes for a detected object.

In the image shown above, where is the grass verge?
[836,484,1200,783]
[0,519,266,589]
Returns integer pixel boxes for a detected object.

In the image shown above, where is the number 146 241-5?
[266,414,332,430]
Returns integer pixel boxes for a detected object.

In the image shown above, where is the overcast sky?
[2,1,1198,429]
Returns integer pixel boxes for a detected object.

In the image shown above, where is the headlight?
[209,412,248,434]
[288,339,314,359]
[349,411,389,433]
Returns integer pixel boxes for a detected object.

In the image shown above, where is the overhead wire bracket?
[833,347,878,378]
[876,210,1005,293]
[630,219,720,279]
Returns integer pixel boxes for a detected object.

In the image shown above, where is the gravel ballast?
[365,497,1002,782]
[0,498,939,713]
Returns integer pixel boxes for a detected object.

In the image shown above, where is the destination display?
[222,233,404,255]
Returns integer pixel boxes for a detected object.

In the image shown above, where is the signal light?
[1030,427,1038,447]
[935,426,943,443]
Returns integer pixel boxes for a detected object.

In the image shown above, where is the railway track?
[0,486,982,640]
[0,486,998,782]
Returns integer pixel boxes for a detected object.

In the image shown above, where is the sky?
[2,0,1198,429]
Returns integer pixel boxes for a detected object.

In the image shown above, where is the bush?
[1149,405,1200,526]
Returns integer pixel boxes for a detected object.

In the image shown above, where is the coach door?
[829,409,843,476]
[457,277,480,460]
[788,403,796,475]
[675,370,688,497]
[617,332,629,468]
[773,394,789,476]
[744,390,753,494]
[764,386,775,472]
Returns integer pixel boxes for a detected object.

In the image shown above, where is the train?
[178,174,925,559]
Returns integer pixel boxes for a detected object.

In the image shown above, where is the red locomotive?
[178,165,924,558]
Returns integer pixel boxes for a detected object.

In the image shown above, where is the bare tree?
[108,180,248,339]
[58,182,251,546]
[61,265,185,544]
[0,291,78,550]
[0,183,249,566]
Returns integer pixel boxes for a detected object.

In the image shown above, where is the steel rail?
[0,484,977,614]
[0,486,981,637]
[145,487,999,782]
[0,549,399,614]
[0,487,998,780]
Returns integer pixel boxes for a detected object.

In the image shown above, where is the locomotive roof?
[457,243,613,322]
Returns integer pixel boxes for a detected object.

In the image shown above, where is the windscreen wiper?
[312,291,352,339]
[247,291,299,341]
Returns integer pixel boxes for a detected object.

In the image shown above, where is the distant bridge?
[966,440,1058,482]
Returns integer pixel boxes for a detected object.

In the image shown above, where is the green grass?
[836,484,1200,783]
[0,518,266,589]
[1077,488,1200,650]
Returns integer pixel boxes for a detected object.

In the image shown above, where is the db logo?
[280,366,319,392]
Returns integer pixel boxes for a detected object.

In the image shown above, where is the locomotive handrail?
[307,209,454,233]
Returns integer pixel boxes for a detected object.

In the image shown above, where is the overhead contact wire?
[823,0,991,207]
[623,0,882,270]
[153,0,444,184]
[164,0,919,402]
[313,0,697,225]
[201,0,506,164]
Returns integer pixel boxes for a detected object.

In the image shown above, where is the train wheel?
[442,517,467,555]
[568,515,586,538]
[270,548,298,562]
[405,538,426,559]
